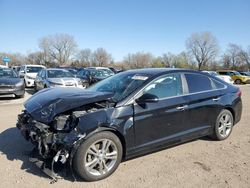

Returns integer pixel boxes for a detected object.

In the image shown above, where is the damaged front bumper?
[16,111,86,182]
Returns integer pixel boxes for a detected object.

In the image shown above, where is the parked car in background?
[17,68,242,181]
[11,66,21,73]
[0,68,25,98]
[34,68,83,91]
[18,65,45,87]
[57,67,79,76]
[217,70,250,84]
[0,65,7,68]
[239,72,250,77]
[76,67,114,86]
[202,71,234,84]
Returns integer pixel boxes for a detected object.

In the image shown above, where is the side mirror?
[135,93,159,104]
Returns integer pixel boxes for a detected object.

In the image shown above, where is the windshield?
[90,69,114,77]
[48,70,74,78]
[87,72,151,102]
[67,69,78,75]
[0,68,18,78]
[26,66,44,73]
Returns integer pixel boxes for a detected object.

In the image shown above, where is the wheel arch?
[224,107,235,125]
[84,127,127,160]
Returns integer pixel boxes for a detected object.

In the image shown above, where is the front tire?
[73,131,123,181]
[212,109,234,141]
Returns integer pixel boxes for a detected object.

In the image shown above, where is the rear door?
[182,73,224,136]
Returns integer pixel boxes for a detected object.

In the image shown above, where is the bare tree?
[92,48,111,66]
[161,52,175,67]
[186,32,219,70]
[39,33,77,65]
[225,43,243,69]
[77,48,92,67]
[238,46,250,70]
[123,52,153,68]
[221,54,231,69]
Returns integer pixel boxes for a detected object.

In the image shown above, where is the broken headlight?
[53,115,73,132]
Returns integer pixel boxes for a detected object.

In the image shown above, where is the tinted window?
[185,73,213,93]
[143,73,183,99]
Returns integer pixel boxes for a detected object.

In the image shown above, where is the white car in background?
[19,65,46,87]
[202,71,234,84]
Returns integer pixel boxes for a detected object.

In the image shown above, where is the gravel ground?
[0,86,249,188]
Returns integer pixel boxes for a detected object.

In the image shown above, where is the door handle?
[176,105,188,111]
[212,97,221,101]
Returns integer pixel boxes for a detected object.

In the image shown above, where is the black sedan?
[76,67,114,87]
[0,68,25,98]
[16,68,242,181]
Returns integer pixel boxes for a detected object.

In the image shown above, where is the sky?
[0,0,249,61]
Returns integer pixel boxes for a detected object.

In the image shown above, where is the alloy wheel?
[84,139,118,176]
[218,113,233,138]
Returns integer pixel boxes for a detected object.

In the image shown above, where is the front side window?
[143,74,183,99]
[185,73,213,93]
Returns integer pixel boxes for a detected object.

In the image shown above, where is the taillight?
[237,89,242,97]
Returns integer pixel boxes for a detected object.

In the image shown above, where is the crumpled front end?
[16,110,86,182]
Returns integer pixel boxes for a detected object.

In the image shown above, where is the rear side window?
[185,73,213,93]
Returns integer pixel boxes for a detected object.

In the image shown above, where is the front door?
[133,73,188,151]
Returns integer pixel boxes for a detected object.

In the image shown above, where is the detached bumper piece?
[29,148,71,184]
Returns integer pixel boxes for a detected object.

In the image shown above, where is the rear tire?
[235,79,242,84]
[73,131,123,181]
[212,109,234,141]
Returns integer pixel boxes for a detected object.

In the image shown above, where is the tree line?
[1,32,250,71]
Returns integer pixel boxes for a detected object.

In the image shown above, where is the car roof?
[46,68,70,71]
[217,70,237,72]
[119,68,206,77]
[23,64,45,67]
[88,67,111,70]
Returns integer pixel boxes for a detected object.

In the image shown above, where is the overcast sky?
[0,0,249,60]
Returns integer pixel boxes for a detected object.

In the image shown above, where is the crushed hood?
[24,87,113,124]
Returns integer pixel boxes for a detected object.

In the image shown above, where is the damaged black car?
[16,68,242,182]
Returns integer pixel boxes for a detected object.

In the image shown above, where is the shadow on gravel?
[0,127,79,183]
[0,127,48,179]
[0,96,17,101]
[25,88,36,95]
